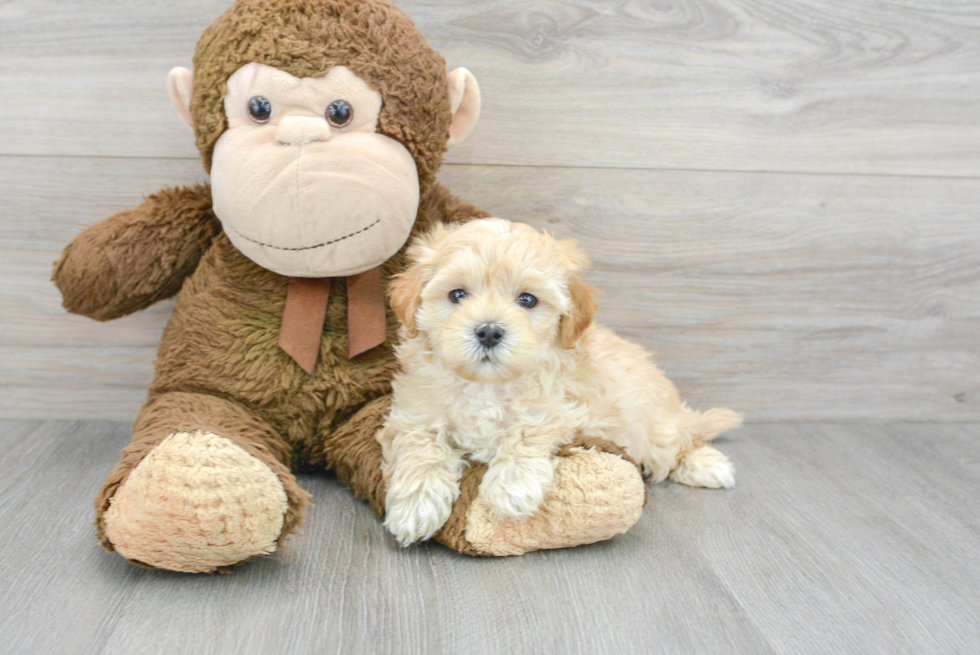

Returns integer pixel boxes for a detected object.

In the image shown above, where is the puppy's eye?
[326,100,353,127]
[247,95,273,123]
[449,289,467,304]
[517,293,538,309]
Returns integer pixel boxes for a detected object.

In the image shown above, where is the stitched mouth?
[231,217,381,252]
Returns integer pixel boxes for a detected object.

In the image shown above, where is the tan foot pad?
[464,447,646,556]
[103,431,289,573]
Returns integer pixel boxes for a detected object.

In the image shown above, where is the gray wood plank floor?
[1,420,978,655]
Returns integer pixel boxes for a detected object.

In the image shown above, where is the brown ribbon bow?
[278,267,387,375]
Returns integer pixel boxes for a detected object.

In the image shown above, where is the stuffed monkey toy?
[53,0,646,573]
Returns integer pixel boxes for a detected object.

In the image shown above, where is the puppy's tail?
[687,407,742,444]
[670,408,742,489]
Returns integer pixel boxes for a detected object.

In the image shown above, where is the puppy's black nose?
[475,323,505,349]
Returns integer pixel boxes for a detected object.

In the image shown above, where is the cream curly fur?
[378,218,741,546]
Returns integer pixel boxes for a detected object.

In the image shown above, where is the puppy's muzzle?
[475,322,505,349]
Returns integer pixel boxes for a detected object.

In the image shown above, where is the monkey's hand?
[53,184,220,321]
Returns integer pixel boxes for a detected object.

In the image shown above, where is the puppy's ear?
[557,237,596,347]
[389,223,455,337]
[558,238,590,274]
[559,276,598,348]
[390,260,426,338]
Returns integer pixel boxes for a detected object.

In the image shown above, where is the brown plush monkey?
[53,0,646,573]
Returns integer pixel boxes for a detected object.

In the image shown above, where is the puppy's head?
[390,218,597,383]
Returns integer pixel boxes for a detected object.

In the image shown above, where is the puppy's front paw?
[481,457,555,519]
[384,481,459,547]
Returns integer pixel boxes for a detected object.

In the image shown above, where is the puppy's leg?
[481,425,568,519]
[381,427,466,546]
[668,408,741,489]
[670,446,735,488]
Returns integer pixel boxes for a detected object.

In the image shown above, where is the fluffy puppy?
[379,218,741,546]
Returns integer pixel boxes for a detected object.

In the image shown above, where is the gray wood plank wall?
[1,0,978,421]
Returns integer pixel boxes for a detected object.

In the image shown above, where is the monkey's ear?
[167,67,195,127]
[446,67,480,147]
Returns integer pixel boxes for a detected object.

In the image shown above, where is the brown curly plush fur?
[191,0,451,184]
[54,184,221,321]
[53,0,643,570]
[58,179,488,562]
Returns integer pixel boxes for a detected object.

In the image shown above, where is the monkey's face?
[209,63,421,278]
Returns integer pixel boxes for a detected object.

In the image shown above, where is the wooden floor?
[1,419,978,655]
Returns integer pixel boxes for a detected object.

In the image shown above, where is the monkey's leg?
[96,392,309,573]
[436,437,646,556]
[320,395,393,517]
[323,397,646,556]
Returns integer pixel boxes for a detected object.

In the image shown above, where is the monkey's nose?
[275,116,332,145]
[475,323,505,349]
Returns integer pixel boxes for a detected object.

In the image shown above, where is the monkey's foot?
[102,431,290,573]
[435,437,646,556]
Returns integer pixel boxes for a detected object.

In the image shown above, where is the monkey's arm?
[423,183,491,226]
[53,184,221,321]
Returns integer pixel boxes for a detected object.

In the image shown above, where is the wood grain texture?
[656,423,980,654]
[2,155,977,421]
[1,0,979,175]
[0,421,151,655]
[2,420,979,654]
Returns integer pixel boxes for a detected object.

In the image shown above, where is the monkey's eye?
[517,293,538,309]
[247,95,272,123]
[326,100,353,128]
[449,289,467,304]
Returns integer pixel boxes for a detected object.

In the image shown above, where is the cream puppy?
[379,218,741,546]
